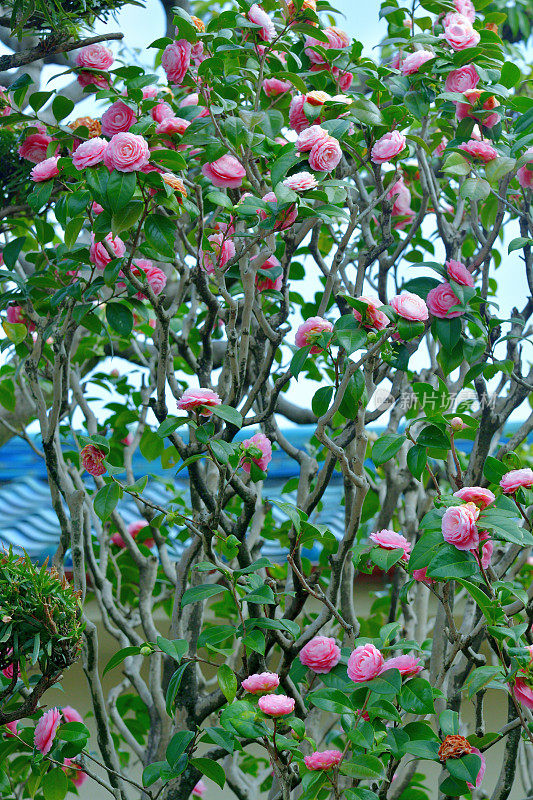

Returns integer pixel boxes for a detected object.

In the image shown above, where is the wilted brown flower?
[69,117,102,138]
[161,172,187,198]
[191,15,205,32]
[438,735,472,762]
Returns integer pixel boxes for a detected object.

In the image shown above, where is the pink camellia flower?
[426,282,463,319]
[347,644,384,682]
[240,432,272,473]
[455,0,475,22]
[72,138,108,170]
[371,131,406,165]
[4,721,19,737]
[300,637,341,674]
[295,317,333,354]
[258,695,295,717]
[500,468,533,493]
[289,95,311,133]
[305,26,350,65]
[89,232,126,270]
[453,487,495,510]
[119,259,166,298]
[34,708,61,755]
[80,444,107,477]
[387,177,414,224]
[517,148,533,189]
[18,133,53,164]
[435,137,448,157]
[263,77,292,97]
[142,85,159,99]
[30,156,60,182]
[193,780,207,797]
[412,567,434,585]
[256,255,282,292]
[157,117,190,136]
[103,132,150,172]
[201,233,236,274]
[92,202,104,215]
[401,50,434,76]
[0,85,12,116]
[445,64,479,94]
[476,535,493,570]
[381,654,423,676]
[458,139,498,163]
[248,3,276,41]
[456,89,501,129]
[151,102,174,123]
[177,387,222,416]
[370,529,411,560]
[101,101,136,138]
[62,759,88,788]
[309,136,342,172]
[162,40,192,85]
[353,296,389,331]
[450,417,466,432]
[390,291,429,322]
[304,750,343,771]
[6,305,29,329]
[296,125,330,153]
[61,706,83,724]
[466,748,485,790]
[202,154,246,188]
[242,672,280,694]
[514,677,533,710]
[76,44,114,71]
[442,13,480,50]
[446,259,474,288]
[282,172,318,192]
[258,192,298,230]
[442,503,479,550]
[112,519,154,548]
[77,72,110,90]
[391,51,403,70]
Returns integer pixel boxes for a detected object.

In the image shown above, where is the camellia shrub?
[2,0,533,798]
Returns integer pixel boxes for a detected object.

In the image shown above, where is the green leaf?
[106,303,133,337]
[156,637,188,662]
[291,346,311,378]
[166,663,190,715]
[485,157,516,183]
[271,149,301,187]
[370,547,404,572]
[93,482,122,521]
[435,317,461,351]
[312,386,333,417]
[456,579,495,623]
[156,416,188,438]
[417,424,450,449]
[426,545,477,579]
[372,433,406,466]
[362,668,402,696]
[166,731,194,767]
[446,754,482,785]
[440,709,459,736]
[407,444,427,479]
[181,584,229,607]
[483,455,508,483]
[460,177,490,201]
[103,646,142,675]
[112,201,144,235]
[142,761,167,787]
[243,584,276,604]
[339,755,384,781]
[42,768,68,800]
[501,61,521,88]
[206,191,234,210]
[508,236,533,254]
[442,152,470,177]
[107,171,137,214]
[217,664,238,703]
[145,214,176,259]
[64,217,84,249]
[338,371,365,419]
[190,758,226,789]
[308,688,354,715]
[399,678,435,714]
[52,95,75,122]
[2,320,27,344]
[465,665,504,698]
[404,90,430,119]
[333,315,367,354]
[211,404,243,428]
